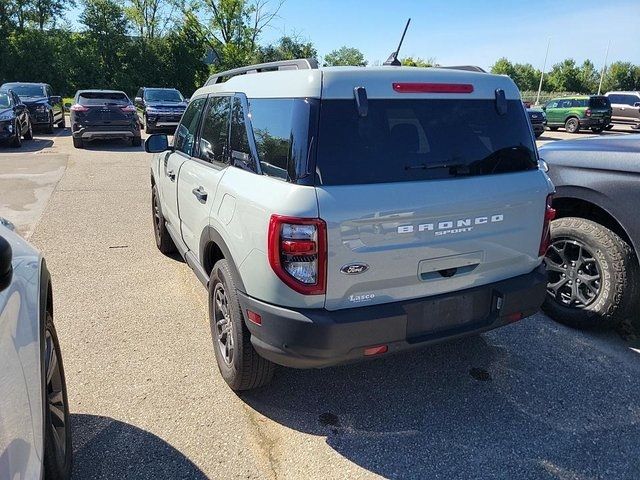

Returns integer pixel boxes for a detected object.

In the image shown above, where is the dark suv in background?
[0,82,65,132]
[69,90,141,148]
[134,87,187,134]
[543,95,612,133]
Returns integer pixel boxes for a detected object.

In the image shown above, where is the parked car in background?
[69,90,141,149]
[543,95,612,133]
[526,105,546,137]
[147,60,553,391]
[605,91,640,129]
[539,135,640,329]
[0,82,65,132]
[0,89,33,147]
[0,221,72,479]
[134,87,187,134]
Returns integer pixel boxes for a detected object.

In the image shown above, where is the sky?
[68,0,640,71]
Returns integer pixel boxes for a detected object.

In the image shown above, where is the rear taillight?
[70,104,88,112]
[585,108,592,117]
[268,215,327,295]
[121,104,136,113]
[539,194,556,256]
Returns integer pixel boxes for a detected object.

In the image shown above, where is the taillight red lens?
[392,82,474,93]
[268,215,327,295]
[539,194,556,256]
[121,104,136,113]
[585,108,592,117]
[70,104,88,112]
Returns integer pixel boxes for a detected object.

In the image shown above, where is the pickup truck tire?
[144,116,154,134]
[591,127,604,133]
[209,259,275,390]
[543,217,639,329]
[24,119,33,140]
[45,114,54,134]
[564,117,580,133]
[151,184,176,254]
[72,137,83,149]
[132,136,142,147]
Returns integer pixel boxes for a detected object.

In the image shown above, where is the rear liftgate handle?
[192,186,208,203]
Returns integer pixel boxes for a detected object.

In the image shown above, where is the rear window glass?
[4,84,45,97]
[78,92,129,106]
[144,89,183,102]
[589,96,610,108]
[315,99,537,185]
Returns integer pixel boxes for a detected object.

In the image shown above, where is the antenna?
[383,18,411,66]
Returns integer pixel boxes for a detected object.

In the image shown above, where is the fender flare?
[199,226,246,293]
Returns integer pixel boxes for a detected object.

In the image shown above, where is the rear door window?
[174,97,206,156]
[199,96,231,165]
[229,96,256,171]
[315,99,537,185]
[589,97,610,108]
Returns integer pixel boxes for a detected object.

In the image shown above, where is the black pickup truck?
[539,135,640,329]
[0,82,65,132]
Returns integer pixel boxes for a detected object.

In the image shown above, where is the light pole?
[535,38,551,106]
[597,40,611,95]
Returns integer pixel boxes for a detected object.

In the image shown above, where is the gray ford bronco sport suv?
[146,59,554,390]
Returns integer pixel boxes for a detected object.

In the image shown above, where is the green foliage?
[490,57,540,91]
[602,61,640,92]
[259,35,317,63]
[323,46,367,67]
[401,57,435,67]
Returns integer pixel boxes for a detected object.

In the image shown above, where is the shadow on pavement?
[71,414,207,479]
[0,137,53,153]
[241,321,640,479]
[80,138,145,152]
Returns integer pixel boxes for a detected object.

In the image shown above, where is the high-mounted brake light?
[268,215,327,295]
[539,194,556,256]
[392,82,474,94]
[69,104,88,112]
[121,104,136,113]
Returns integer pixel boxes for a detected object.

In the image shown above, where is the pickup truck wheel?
[43,312,72,479]
[144,116,154,134]
[72,137,83,149]
[151,184,176,254]
[209,259,275,391]
[45,114,54,134]
[24,119,33,140]
[564,117,580,133]
[131,136,142,147]
[543,217,639,329]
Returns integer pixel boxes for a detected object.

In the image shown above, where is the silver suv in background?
[605,91,640,129]
[146,59,554,390]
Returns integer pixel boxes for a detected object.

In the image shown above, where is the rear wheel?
[591,127,604,133]
[151,184,176,254]
[72,136,83,149]
[144,115,154,134]
[543,217,639,329]
[209,259,275,390]
[564,117,580,133]
[131,136,142,147]
[43,311,72,479]
[45,113,54,134]
[534,130,543,138]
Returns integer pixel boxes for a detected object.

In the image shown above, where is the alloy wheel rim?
[545,238,602,307]
[45,328,67,465]
[213,283,234,365]
[567,119,578,132]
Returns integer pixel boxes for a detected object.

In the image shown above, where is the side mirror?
[134,96,143,105]
[0,235,12,293]
[50,95,61,104]
[145,134,170,153]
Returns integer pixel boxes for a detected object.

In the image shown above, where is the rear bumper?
[239,264,547,369]
[579,117,610,128]
[73,125,140,141]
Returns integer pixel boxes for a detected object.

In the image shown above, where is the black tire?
[132,136,142,147]
[209,259,275,391]
[57,115,65,128]
[43,311,72,479]
[549,126,559,131]
[543,217,640,329]
[534,130,543,138]
[591,127,604,133]
[151,183,176,254]
[564,117,580,133]
[45,113,54,134]
[144,115,154,134]
[9,121,22,147]
[24,119,33,140]
[72,136,83,149]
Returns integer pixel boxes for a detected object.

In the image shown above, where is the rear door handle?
[166,169,176,181]
[192,186,208,203]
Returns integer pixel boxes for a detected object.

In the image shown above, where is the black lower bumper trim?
[239,265,548,369]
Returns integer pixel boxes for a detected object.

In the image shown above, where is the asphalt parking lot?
[1,124,639,479]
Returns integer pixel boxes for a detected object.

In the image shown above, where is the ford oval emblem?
[340,263,369,275]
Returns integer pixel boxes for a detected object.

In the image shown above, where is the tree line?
[1,0,639,99]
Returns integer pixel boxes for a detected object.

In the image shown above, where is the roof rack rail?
[439,65,487,73]
[205,58,319,86]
